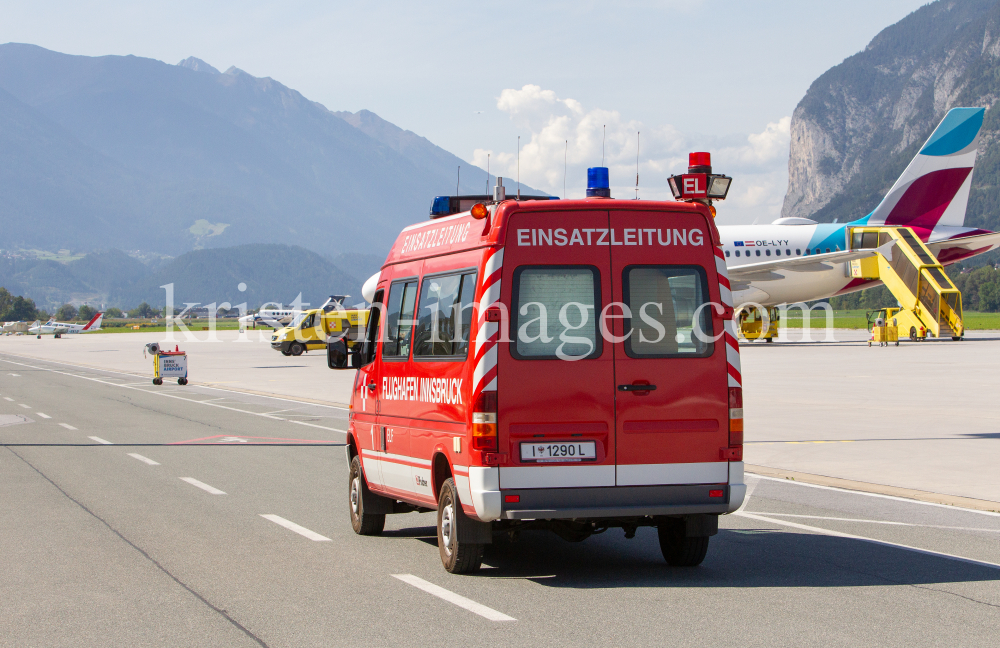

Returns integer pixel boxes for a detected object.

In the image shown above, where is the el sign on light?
[681,174,707,198]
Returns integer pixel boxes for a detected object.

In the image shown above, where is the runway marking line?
[3,397,13,401]
[259,514,331,541]
[179,477,226,495]
[18,403,30,409]
[747,473,1000,518]
[735,512,1000,571]
[749,512,1000,534]
[128,453,160,466]
[59,423,77,430]
[36,412,51,419]
[392,574,515,622]
[0,356,347,435]
[89,436,113,445]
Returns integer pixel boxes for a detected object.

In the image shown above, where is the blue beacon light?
[586,167,611,198]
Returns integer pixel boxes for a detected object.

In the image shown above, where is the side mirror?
[327,339,349,369]
[350,344,365,368]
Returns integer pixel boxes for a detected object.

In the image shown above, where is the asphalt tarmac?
[2,353,999,647]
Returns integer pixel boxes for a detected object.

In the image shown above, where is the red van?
[328,172,746,573]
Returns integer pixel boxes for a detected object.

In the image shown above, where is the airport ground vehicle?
[271,307,367,356]
[328,170,747,573]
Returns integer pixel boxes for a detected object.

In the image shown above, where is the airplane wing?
[727,248,880,288]
[926,231,1000,262]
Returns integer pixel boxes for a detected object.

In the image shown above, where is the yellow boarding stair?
[848,227,964,341]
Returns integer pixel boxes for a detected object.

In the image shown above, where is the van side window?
[413,271,477,359]
[300,313,315,329]
[383,280,418,360]
[511,266,602,361]
[622,266,713,358]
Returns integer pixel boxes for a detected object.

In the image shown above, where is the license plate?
[520,441,596,462]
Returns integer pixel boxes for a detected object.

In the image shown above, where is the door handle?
[618,384,657,391]
[366,382,377,392]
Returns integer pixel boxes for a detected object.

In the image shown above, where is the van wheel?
[437,478,483,574]
[289,343,304,356]
[657,524,709,567]
[349,455,385,536]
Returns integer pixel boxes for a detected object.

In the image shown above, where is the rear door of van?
[497,210,617,489]
[609,209,729,486]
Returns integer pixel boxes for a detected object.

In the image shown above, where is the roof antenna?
[602,125,606,166]
[517,135,521,200]
[457,165,460,195]
[486,154,490,196]
[564,139,568,199]
[635,131,640,200]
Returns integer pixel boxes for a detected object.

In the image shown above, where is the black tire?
[657,524,709,567]
[952,336,962,341]
[437,478,483,574]
[281,350,292,356]
[152,377,162,385]
[177,378,187,385]
[909,326,918,341]
[349,455,385,536]
[289,343,304,356]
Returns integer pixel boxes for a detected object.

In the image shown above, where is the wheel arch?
[431,451,453,504]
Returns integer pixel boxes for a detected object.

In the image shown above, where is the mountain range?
[782,0,1000,247]
[0,44,531,260]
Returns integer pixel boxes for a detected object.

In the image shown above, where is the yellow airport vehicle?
[737,305,780,342]
[848,226,963,341]
[271,307,369,356]
[866,309,900,347]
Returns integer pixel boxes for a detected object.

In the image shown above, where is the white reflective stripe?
[725,341,742,375]
[469,466,501,520]
[474,320,498,352]
[472,345,497,391]
[728,373,742,388]
[483,248,504,278]
[500,465,615,489]
[453,464,470,474]
[616,462,728,486]
[479,280,502,310]
[455,474,473,506]
[361,448,431,466]
[718,283,733,307]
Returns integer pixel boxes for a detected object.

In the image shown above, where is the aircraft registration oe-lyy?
[719,107,1000,308]
[29,312,103,338]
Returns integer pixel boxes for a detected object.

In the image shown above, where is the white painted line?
[180,477,226,495]
[36,412,51,419]
[3,397,13,401]
[59,423,77,430]
[89,436,113,445]
[260,514,331,541]
[735,512,1000,570]
[18,403,30,409]
[9,373,19,377]
[747,512,1000,534]
[391,574,516,621]
[0,356,347,434]
[748,472,1000,518]
[128,453,160,466]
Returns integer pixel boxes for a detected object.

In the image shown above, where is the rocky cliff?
[782,0,1000,232]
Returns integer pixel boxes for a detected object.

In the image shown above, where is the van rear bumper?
[500,484,731,520]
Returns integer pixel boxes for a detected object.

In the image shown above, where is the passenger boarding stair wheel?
[849,226,964,341]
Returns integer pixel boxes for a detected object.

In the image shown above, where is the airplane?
[718,107,1000,308]
[29,312,103,338]
[237,296,351,329]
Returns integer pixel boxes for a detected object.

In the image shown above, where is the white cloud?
[479,85,790,224]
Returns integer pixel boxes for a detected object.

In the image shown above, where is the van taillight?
[728,386,743,451]
[473,390,498,451]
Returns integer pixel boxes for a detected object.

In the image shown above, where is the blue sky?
[2,0,931,223]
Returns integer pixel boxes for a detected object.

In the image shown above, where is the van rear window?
[511,266,602,361]
[383,280,418,359]
[413,271,477,359]
[623,266,713,358]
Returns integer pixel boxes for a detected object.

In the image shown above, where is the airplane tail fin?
[862,107,985,234]
[83,312,103,331]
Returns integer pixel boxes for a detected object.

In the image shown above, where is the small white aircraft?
[238,296,350,329]
[29,312,103,338]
